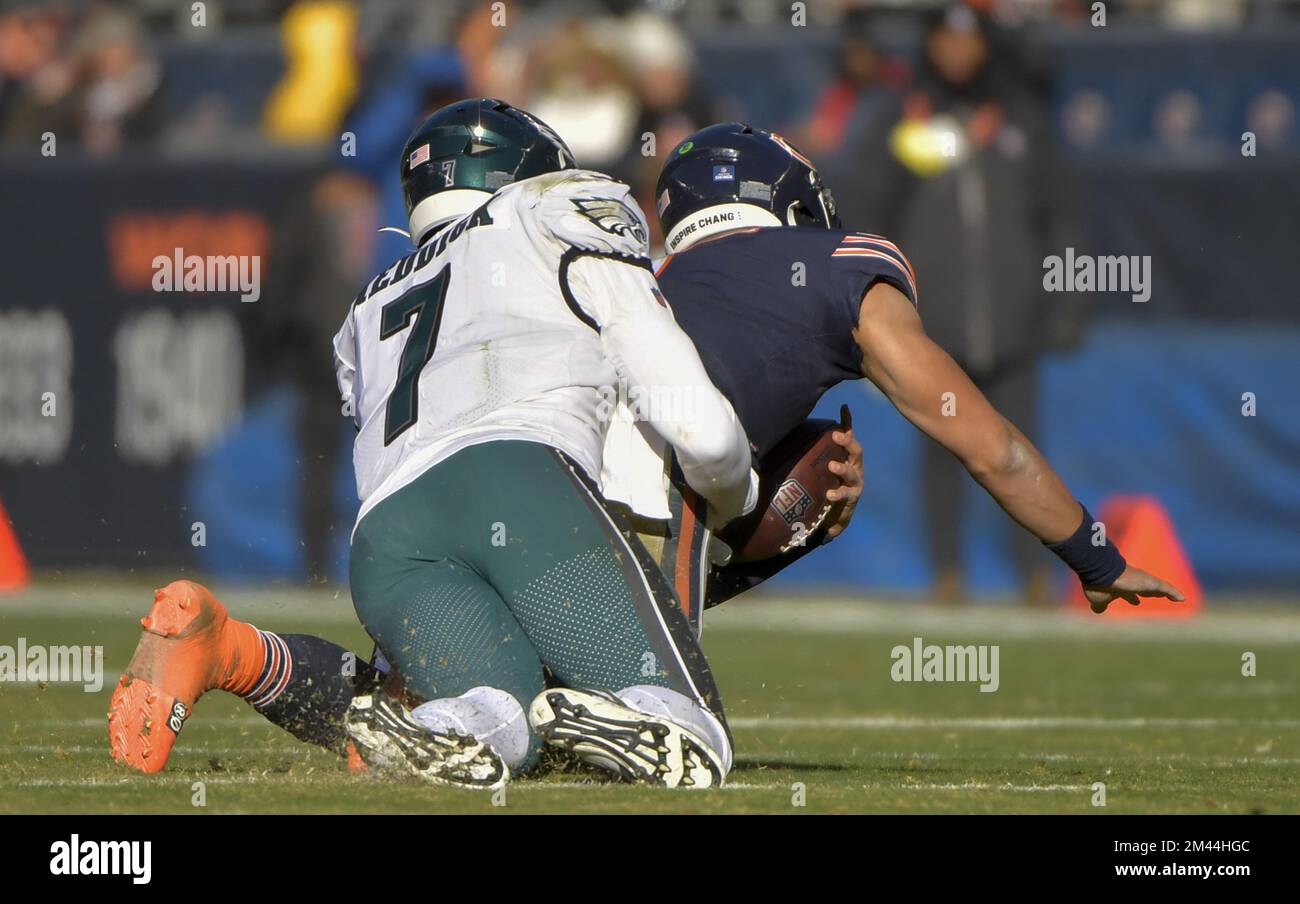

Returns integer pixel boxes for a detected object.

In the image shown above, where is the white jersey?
[334,170,757,527]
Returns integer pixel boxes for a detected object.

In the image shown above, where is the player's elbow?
[963,428,1030,484]
[677,425,748,482]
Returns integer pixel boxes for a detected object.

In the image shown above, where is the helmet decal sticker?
[407,143,430,171]
[438,159,456,187]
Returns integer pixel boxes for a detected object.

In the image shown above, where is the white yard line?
[706,599,1300,644]
[3,744,273,755]
[12,742,1300,770]
[730,714,1300,730]
[0,776,1083,794]
[37,716,270,729]
[2,585,361,623]
[1,775,783,791]
[34,713,1300,733]
[886,782,1087,792]
[519,781,781,791]
[7,587,1300,644]
[748,750,1300,767]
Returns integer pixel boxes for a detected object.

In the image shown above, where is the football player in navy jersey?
[108,122,1183,781]
[648,122,1181,625]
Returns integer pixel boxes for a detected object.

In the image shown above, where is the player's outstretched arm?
[853,282,1183,611]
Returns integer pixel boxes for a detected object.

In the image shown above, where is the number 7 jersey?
[333,169,755,527]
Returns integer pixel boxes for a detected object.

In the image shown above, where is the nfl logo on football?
[772,478,814,526]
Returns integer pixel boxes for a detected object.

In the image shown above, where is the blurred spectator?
[263,0,359,143]
[73,6,164,155]
[1246,88,1298,150]
[527,16,640,175]
[620,10,716,246]
[1,3,164,155]
[851,3,1083,605]
[795,11,908,162]
[455,0,525,99]
[624,10,712,144]
[340,5,468,270]
[1161,0,1248,30]
[0,3,75,144]
[258,168,377,582]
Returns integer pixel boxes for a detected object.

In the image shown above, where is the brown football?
[717,416,848,563]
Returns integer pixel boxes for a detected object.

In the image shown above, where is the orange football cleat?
[108,580,264,773]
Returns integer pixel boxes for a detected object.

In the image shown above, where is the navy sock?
[248,633,378,755]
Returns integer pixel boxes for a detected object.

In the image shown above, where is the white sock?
[411,686,529,770]
[616,684,733,775]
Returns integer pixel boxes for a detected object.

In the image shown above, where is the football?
[718,415,849,563]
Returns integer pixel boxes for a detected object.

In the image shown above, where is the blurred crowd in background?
[5,0,1300,163]
[5,0,1298,275]
[2,0,1298,597]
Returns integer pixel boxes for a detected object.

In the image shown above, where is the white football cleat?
[529,688,724,788]
[346,692,508,789]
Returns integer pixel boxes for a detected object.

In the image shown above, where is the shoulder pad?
[535,171,650,256]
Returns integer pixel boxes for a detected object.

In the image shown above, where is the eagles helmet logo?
[572,198,646,244]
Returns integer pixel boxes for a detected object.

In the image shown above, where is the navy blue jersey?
[656,226,917,457]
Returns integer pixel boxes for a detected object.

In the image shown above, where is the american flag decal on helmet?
[407,143,430,170]
[832,233,918,302]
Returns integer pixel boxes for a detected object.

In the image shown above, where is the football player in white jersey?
[108,99,756,789]
[336,99,760,789]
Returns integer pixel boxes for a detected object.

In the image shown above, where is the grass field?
[3,579,1299,814]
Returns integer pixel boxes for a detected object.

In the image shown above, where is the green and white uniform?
[333,170,755,771]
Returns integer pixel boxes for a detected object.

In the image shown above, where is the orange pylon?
[1066,495,1202,618]
[0,498,30,593]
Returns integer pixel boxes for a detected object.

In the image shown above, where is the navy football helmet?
[655,123,840,253]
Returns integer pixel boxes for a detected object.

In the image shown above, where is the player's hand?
[1083,566,1185,614]
[825,405,863,539]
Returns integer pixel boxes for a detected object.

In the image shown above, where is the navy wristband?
[1045,505,1127,587]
